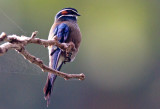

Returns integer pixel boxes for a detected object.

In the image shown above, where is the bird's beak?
[76,13,81,16]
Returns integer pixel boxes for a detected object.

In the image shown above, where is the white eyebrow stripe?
[56,9,79,16]
[57,14,77,20]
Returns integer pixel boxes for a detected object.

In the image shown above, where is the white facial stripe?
[56,9,79,16]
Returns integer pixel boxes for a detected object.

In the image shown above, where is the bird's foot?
[64,52,72,64]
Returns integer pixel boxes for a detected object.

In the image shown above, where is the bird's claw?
[64,52,72,64]
[66,52,72,58]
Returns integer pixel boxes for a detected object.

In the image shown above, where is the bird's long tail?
[43,49,63,107]
[43,65,63,106]
[43,73,57,107]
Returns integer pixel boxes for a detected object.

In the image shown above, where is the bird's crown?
[55,8,80,21]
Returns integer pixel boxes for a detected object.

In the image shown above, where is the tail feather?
[43,47,64,106]
[43,74,57,106]
[43,60,63,107]
[43,77,53,98]
[43,78,51,107]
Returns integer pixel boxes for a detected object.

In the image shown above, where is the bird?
[43,8,81,106]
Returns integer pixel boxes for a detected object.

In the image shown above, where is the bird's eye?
[61,11,68,15]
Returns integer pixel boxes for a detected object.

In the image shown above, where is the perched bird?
[43,8,81,106]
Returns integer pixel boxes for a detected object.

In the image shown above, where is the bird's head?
[55,8,80,21]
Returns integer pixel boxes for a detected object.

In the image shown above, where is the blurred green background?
[0,0,160,109]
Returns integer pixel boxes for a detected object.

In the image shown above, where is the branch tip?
[31,31,38,38]
[0,32,7,41]
[79,73,85,80]
[0,32,6,36]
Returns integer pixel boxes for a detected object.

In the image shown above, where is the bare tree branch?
[0,32,85,80]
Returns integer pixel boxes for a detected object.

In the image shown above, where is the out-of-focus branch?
[0,32,85,80]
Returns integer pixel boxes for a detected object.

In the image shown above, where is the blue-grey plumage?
[43,8,81,106]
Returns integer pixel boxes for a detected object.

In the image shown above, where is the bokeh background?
[0,0,160,109]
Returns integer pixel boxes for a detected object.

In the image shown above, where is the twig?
[0,42,20,56]
[0,32,85,80]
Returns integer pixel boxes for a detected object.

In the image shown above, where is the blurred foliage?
[0,0,160,109]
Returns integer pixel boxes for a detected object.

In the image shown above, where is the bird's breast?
[65,22,81,49]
